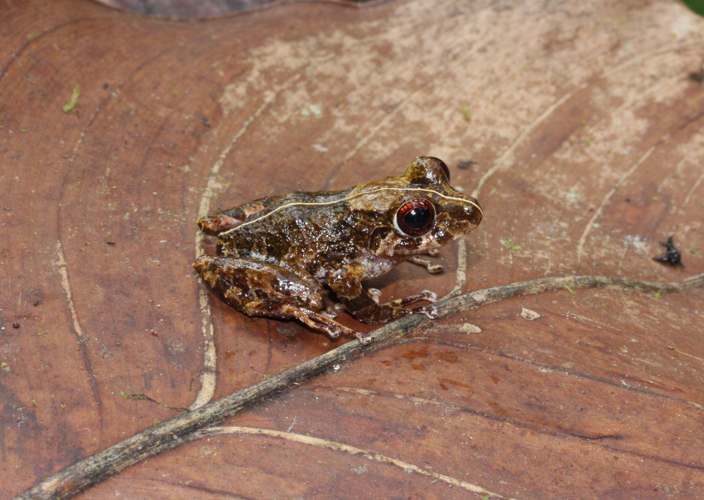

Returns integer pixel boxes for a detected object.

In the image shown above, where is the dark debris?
[653,236,684,268]
[688,63,704,84]
[457,160,477,170]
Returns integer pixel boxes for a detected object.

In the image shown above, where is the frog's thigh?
[194,256,324,316]
[196,256,372,344]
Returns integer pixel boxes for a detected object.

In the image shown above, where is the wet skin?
[194,156,482,344]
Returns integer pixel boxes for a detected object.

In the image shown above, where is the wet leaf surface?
[2,0,704,498]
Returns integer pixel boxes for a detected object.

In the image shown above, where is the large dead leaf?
[2,0,704,498]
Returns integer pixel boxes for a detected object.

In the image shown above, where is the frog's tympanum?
[194,156,482,345]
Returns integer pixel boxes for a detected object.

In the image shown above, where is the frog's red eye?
[395,199,435,236]
[427,157,450,182]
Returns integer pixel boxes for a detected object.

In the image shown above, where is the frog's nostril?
[465,201,482,224]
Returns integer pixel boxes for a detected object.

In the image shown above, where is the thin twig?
[15,272,704,500]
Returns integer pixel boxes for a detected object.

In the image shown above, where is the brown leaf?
[3,1,704,499]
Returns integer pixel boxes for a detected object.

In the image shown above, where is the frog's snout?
[452,194,482,227]
[466,197,483,226]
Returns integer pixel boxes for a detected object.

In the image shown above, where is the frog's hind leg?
[242,302,372,345]
[195,255,372,344]
[195,255,325,312]
[340,289,439,325]
[280,306,373,345]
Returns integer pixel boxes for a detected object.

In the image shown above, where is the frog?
[194,156,482,345]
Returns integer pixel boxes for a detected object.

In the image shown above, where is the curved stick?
[16,272,704,500]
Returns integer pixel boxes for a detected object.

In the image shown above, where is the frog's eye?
[428,157,450,182]
[395,199,435,236]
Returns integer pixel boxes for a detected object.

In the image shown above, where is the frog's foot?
[378,293,438,320]
[408,256,443,274]
[417,305,439,319]
[299,311,372,345]
[385,290,438,308]
[353,330,373,345]
[391,290,438,320]
[283,305,373,345]
[344,289,439,325]
[365,288,437,308]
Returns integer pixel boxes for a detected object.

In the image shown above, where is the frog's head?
[390,156,482,254]
[350,156,483,257]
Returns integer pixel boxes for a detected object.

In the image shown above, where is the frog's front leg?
[194,256,372,344]
[408,248,443,274]
[408,256,443,274]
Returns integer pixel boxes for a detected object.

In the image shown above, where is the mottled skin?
[194,157,482,344]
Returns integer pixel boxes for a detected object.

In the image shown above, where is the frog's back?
[198,188,351,235]
[215,188,368,272]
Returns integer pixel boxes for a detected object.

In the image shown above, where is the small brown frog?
[194,156,482,344]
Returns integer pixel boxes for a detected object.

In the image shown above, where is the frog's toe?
[418,305,439,319]
[320,308,338,319]
[290,307,371,344]
[355,331,373,345]
[427,263,444,274]
[419,290,438,303]
[408,256,443,274]
[367,288,382,304]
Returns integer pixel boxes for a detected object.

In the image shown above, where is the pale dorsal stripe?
[219,187,483,236]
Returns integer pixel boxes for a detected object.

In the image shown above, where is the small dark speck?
[653,235,684,268]
[103,83,109,90]
[3,207,10,211]
[624,198,631,203]
[688,66,704,83]
[107,241,116,246]
[13,322,20,329]
[33,300,40,307]
[457,160,477,170]
[201,118,211,128]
